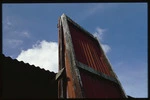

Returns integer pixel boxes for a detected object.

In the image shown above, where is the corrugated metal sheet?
[58,14,127,98]
[2,54,58,99]
[68,21,112,77]
[79,69,123,98]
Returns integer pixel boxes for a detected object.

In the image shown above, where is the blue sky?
[2,3,147,98]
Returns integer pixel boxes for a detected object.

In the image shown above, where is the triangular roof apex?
[61,13,67,17]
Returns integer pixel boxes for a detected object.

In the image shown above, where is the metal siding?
[68,22,112,77]
[59,14,127,98]
[80,69,123,98]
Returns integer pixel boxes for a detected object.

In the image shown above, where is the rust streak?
[101,57,108,75]
[96,51,105,74]
[79,39,87,65]
[102,56,111,76]
[91,45,102,72]
[82,41,91,68]
[85,42,93,69]
[86,41,97,71]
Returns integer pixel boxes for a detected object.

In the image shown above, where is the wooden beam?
[76,61,118,84]
[60,14,84,98]
[65,14,98,42]
[58,17,67,98]
[56,68,65,80]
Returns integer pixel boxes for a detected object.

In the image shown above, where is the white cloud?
[3,16,13,30]
[78,4,104,22]
[3,16,31,50]
[93,27,111,54]
[5,16,12,26]
[6,19,12,26]
[101,44,111,54]
[3,16,33,56]
[17,40,58,73]
[21,31,30,38]
[78,3,119,22]
[3,16,31,38]
[88,3,118,16]
[86,4,104,17]
[8,39,23,46]
[4,39,23,48]
[93,27,106,41]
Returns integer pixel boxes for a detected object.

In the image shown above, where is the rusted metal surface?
[79,69,124,98]
[68,21,113,77]
[58,14,127,98]
[76,61,118,84]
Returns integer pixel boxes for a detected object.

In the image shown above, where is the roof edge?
[1,54,57,74]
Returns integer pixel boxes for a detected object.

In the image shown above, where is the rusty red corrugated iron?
[58,14,127,98]
[2,54,57,98]
[79,69,123,98]
[68,21,113,77]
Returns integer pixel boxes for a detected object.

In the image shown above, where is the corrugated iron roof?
[1,54,56,74]
[1,54,58,99]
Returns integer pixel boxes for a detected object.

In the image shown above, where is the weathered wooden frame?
[76,61,118,84]
[58,17,66,98]
[58,13,127,98]
[59,14,84,98]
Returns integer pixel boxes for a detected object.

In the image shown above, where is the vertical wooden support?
[58,14,84,98]
[58,18,67,98]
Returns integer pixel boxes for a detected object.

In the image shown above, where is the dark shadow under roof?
[1,54,58,99]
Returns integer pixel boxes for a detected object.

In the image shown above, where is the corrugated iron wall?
[68,22,112,77]
[79,69,123,98]
[58,14,127,98]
